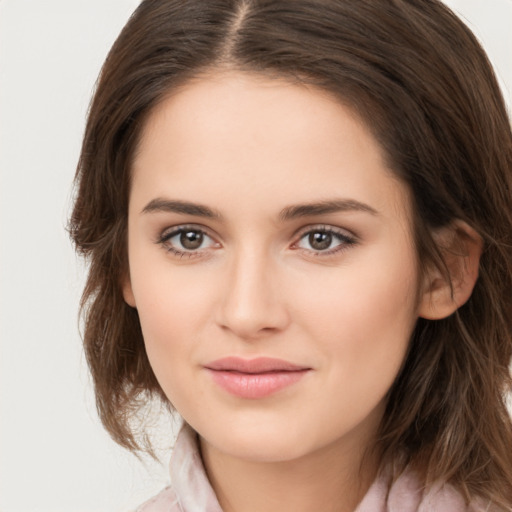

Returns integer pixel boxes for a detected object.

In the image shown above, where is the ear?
[121,272,137,308]
[418,220,483,320]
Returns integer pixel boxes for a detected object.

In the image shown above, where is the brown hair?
[69,0,512,506]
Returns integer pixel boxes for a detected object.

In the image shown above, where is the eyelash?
[157,224,357,259]
[157,225,219,260]
[292,225,357,256]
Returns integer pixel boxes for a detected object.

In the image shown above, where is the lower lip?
[206,369,309,399]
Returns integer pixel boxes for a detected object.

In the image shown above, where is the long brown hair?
[69,0,512,506]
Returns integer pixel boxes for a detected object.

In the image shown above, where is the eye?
[158,225,219,258]
[294,226,356,256]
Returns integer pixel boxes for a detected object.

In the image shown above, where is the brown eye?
[159,226,218,256]
[180,230,204,250]
[295,227,356,255]
[308,231,332,251]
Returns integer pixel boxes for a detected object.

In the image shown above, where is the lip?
[204,357,311,399]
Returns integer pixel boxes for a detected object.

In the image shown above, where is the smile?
[204,357,312,399]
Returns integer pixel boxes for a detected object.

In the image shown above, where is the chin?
[194,412,326,464]
[211,432,309,463]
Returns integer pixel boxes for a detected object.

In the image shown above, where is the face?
[124,70,423,464]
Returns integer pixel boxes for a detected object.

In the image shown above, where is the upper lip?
[205,357,310,374]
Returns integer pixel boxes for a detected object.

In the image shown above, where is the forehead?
[131,70,412,224]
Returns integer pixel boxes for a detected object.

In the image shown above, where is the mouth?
[204,357,312,399]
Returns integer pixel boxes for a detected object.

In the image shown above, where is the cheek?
[132,264,213,347]
[296,244,417,331]
[131,271,207,409]
[293,245,419,392]
[128,251,230,410]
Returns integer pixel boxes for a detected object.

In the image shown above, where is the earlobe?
[418,221,483,320]
[122,274,137,308]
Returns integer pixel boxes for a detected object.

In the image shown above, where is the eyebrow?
[142,198,222,218]
[141,197,378,220]
[278,199,378,221]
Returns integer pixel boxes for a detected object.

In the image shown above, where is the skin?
[123,70,478,512]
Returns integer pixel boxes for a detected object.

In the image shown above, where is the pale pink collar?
[138,423,488,512]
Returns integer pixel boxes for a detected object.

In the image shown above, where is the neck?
[200,434,379,512]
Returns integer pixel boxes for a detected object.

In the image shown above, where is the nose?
[215,247,290,340]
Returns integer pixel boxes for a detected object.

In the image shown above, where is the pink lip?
[204,357,311,399]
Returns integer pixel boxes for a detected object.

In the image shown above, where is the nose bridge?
[217,243,289,338]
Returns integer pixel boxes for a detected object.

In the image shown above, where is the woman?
[69,0,512,510]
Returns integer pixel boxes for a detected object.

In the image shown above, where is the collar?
[170,423,223,512]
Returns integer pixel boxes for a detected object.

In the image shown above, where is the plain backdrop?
[0,1,511,511]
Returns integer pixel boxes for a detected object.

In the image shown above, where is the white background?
[1,1,511,511]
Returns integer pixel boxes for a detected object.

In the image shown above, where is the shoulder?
[135,485,182,512]
[419,482,494,512]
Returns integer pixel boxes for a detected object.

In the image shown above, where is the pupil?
[309,231,332,250]
[180,230,203,250]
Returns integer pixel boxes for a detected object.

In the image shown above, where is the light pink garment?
[136,424,490,512]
